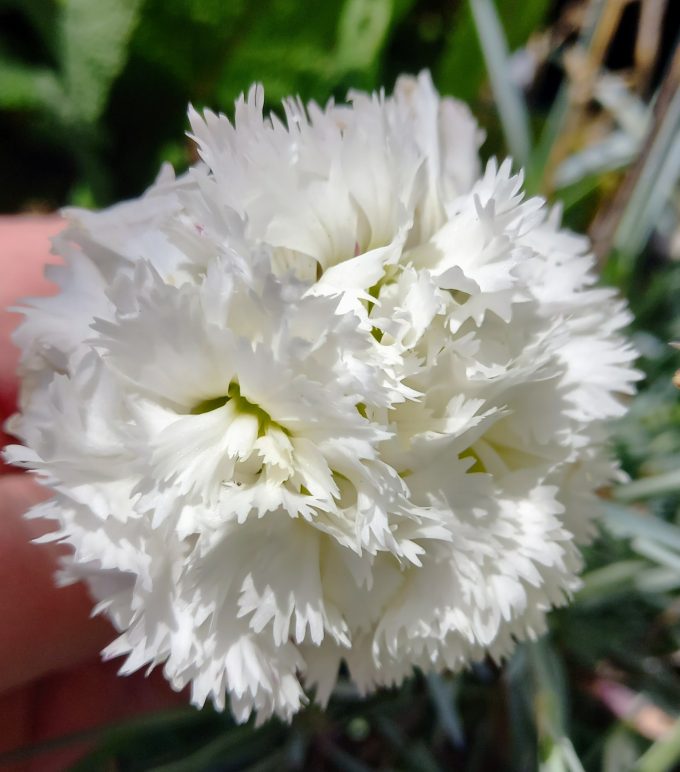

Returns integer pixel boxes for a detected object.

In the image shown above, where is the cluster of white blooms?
[6,72,639,723]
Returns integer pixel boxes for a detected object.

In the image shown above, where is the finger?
[30,661,185,772]
[0,216,63,465]
[0,474,112,692]
[0,660,186,772]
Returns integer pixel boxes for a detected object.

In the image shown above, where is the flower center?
[191,382,289,438]
[459,446,487,474]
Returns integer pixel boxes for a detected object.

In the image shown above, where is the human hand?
[0,217,184,771]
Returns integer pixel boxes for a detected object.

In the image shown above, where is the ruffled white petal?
[6,72,639,724]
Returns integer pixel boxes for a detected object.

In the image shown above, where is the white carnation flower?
[6,72,639,723]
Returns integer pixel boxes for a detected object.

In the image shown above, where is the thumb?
[0,473,112,691]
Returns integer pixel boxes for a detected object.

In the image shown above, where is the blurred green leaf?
[144,721,285,772]
[630,537,680,575]
[594,72,649,141]
[320,742,373,772]
[635,718,680,772]
[426,672,464,748]
[555,131,638,189]
[540,739,587,772]
[214,0,347,108]
[576,559,648,605]
[615,469,680,501]
[554,173,603,217]
[242,748,291,772]
[634,566,680,595]
[438,0,550,104]
[374,715,442,771]
[506,647,539,771]
[2,0,60,58]
[529,639,569,742]
[130,0,247,89]
[469,0,532,166]
[603,726,641,772]
[336,0,394,74]
[524,640,588,772]
[0,707,206,771]
[0,57,63,112]
[60,0,143,125]
[602,503,680,553]
[614,84,680,272]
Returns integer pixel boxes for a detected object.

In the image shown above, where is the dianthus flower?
[6,72,639,723]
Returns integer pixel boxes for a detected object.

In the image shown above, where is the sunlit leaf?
[336,0,394,74]
[635,718,680,772]
[0,58,64,113]
[60,0,143,124]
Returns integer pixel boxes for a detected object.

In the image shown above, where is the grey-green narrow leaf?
[601,503,680,553]
[613,83,680,268]
[615,468,680,501]
[469,0,532,167]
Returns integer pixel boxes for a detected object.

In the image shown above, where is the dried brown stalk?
[590,42,680,261]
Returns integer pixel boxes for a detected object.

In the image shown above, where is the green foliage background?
[0,0,556,211]
[1,0,680,770]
